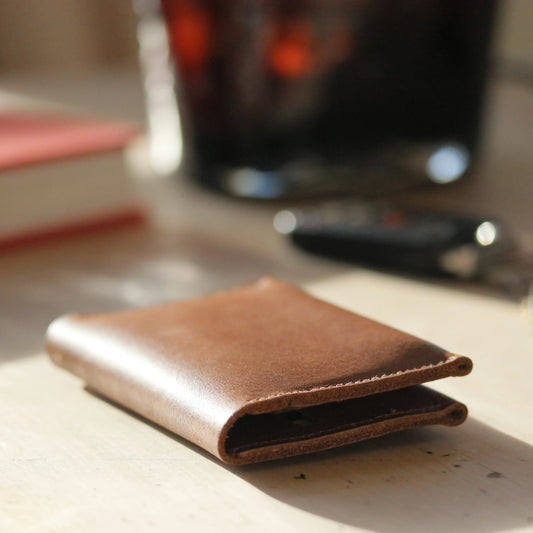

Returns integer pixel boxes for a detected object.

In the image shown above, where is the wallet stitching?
[231,402,450,453]
[248,357,457,403]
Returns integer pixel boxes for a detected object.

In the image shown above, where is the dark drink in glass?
[138,0,497,199]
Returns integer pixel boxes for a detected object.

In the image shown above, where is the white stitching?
[247,356,458,403]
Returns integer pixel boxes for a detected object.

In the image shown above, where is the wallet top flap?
[46,276,472,463]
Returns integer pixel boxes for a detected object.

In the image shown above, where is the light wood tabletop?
[1,72,532,532]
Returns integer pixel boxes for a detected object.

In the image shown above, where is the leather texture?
[46,276,472,465]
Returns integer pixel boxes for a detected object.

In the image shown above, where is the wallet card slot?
[225,385,465,456]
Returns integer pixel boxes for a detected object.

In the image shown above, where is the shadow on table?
[85,387,533,532]
[233,418,533,533]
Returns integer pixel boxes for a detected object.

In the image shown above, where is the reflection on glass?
[426,143,470,184]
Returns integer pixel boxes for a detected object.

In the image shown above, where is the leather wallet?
[46,277,472,465]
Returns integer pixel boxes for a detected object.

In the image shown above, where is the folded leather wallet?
[46,277,472,465]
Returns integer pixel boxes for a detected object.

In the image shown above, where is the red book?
[0,112,145,251]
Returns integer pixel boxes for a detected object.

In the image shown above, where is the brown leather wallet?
[46,277,472,465]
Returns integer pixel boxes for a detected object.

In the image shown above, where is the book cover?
[0,112,146,250]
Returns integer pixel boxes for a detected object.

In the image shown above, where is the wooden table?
[1,72,532,532]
